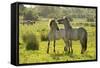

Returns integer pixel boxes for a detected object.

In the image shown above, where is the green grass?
[19,18,96,64]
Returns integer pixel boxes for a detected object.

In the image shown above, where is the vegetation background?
[19,4,96,64]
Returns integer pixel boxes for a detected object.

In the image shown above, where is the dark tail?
[84,32,87,52]
[79,27,87,54]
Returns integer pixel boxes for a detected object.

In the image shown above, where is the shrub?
[89,23,96,27]
[84,23,89,26]
[87,17,95,22]
[40,31,48,41]
[22,32,39,50]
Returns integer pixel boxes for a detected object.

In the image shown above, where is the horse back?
[48,29,65,40]
[70,27,87,40]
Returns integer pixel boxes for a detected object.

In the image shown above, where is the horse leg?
[65,40,70,54]
[53,40,56,53]
[63,38,68,52]
[63,38,71,54]
[80,39,85,54]
[47,40,50,54]
[69,40,73,54]
[68,41,70,54]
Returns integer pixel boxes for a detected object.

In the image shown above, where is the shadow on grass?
[50,52,64,60]
[48,50,95,61]
[49,51,76,60]
[81,51,94,59]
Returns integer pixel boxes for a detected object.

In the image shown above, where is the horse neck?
[63,22,72,31]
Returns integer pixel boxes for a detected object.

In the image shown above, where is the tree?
[24,10,34,21]
[19,4,26,16]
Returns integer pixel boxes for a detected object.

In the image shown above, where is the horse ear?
[63,16,66,19]
[64,16,69,22]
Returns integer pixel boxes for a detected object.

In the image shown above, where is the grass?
[19,18,96,64]
[22,31,39,50]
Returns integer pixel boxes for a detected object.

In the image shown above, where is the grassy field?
[19,18,96,64]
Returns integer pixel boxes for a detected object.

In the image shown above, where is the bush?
[22,32,39,50]
[23,10,39,21]
[89,23,96,27]
[84,23,89,26]
[40,31,48,41]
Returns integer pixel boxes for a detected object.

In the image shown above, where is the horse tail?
[79,27,87,54]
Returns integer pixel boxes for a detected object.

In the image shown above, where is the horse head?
[57,16,69,24]
[57,16,72,29]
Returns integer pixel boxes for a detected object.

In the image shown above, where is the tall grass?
[40,31,48,41]
[22,31,39,50]
[19,18,96,64]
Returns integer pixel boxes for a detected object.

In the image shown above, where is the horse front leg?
[69,40,73,54]
[67,41,70,54]
[63,39,69,53]
[47,40,50,54]
[53,39,56,53]
[63,38,69,52]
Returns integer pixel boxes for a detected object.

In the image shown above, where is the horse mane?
[64,17,72,29]
[49,19,54,28]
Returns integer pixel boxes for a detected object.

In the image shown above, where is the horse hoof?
[71,50,73,54]
[54,50,55,52]
[81,52,84,54]
[47,51,49,54]
[47,52,49,54]
[68,51,70,54]
[64,46,68,51]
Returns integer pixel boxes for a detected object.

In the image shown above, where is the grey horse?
[47,19,66,53]
[57,16,87,54]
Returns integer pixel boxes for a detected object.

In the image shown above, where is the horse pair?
[47,16,87,54]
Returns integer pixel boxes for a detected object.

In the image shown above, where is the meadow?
[19,18,96,64]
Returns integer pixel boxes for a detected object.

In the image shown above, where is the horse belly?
[55,32,61,40]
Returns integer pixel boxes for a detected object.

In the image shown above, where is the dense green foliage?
[19,4,96,22]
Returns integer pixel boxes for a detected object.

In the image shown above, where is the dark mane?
[64,17,72,29]
[49,19,59,31]
[50,19,55,27]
